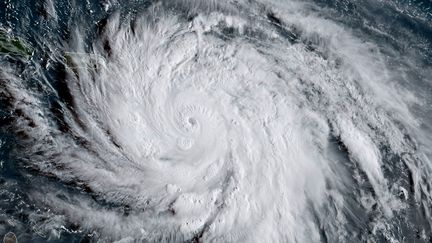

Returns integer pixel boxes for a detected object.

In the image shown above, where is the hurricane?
[0,0,432,242]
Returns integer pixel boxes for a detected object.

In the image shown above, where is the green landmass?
[0,29,33,57]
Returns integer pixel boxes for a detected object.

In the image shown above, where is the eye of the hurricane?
[176,113,197,150]
[133,88,228,166]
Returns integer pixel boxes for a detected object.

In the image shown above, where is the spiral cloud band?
[1,0,432,242]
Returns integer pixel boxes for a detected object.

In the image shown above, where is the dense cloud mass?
[0,0,432,242]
